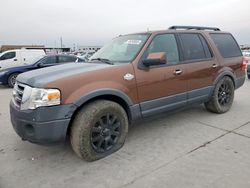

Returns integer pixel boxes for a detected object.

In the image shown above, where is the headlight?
[18,86,61,110]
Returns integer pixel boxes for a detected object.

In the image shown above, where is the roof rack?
[168,26,220,31]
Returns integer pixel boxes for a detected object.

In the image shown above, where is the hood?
[17,62,111,87]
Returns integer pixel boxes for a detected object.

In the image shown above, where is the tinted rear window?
[210,33,242,58]
[180,34,209,61]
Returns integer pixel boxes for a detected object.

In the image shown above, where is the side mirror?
[142,52,167,67]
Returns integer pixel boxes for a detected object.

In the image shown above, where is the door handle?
[212,64,218,68]
[13,59,17,61]
[174,69,183,75]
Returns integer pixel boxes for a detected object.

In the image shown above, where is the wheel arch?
[66,90,135,136]
[213,71,236,88]
[7,71,23,86]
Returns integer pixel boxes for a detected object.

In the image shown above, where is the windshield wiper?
[91,58,114,65]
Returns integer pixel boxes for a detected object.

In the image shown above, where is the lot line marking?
[197,121,229,132]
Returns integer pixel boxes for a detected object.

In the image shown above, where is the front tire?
[205,77,234,113]
[70,100,129,161]
[8,73,19,88]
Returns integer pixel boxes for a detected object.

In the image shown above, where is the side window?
[58,56,77,63]
[180,34,208,61]
[146,34,179,64]
[40,56,57,65]
[199,36,213,58]
[210,33,242,58]
[0,52,16,60]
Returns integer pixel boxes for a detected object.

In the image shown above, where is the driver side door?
[134,33,188,117]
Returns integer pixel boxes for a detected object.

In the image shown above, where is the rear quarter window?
[210,33,242,58]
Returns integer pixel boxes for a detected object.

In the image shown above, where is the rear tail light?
[241,57,248,71]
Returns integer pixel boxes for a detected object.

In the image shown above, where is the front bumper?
[10,101,77,144]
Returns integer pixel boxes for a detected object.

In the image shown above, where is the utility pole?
[60,37,63,48]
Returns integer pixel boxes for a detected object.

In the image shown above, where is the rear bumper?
[235,75,246,89]
[10,101,77,144]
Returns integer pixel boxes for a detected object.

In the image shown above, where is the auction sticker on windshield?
[125,40,142,45]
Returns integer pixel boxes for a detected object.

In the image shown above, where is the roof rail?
[168,26,220,31]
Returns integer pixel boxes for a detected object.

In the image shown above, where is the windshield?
[90,34,149,63]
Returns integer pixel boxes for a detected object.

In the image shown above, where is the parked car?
[247,62,250,79]
[0,49,45,70]
[0,54,84,87]
[77,51,95,61]
[10,26,246,161]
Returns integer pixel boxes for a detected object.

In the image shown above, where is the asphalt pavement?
[0,79,250,188]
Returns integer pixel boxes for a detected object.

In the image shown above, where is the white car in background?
[0,49,45,70]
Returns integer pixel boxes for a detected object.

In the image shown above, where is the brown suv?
[10,26,246,161]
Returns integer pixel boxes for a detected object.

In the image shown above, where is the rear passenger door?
[178,33,218,104]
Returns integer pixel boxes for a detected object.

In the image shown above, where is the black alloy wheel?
[217,82,231,106]
[204,76,234,114]
[70,100,128,161]
[91,113,121,153]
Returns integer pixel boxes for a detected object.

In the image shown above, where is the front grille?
[12,83,25,108]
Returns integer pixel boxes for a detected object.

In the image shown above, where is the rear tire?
[8,73,19,88]
[70,100,129,161]
[205,77,234,113]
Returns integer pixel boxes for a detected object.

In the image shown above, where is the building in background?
[0,45,45,52]
[43,47,71,54]
[0,45,70,54]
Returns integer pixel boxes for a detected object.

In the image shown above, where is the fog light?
[24,124,34,136]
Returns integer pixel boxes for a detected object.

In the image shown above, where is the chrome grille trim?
[12,82,25,109]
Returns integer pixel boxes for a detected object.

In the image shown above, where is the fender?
[74,88,134,107]
[208,70,237,98]
[74,88,141,121]
[212,70,236,87]
[73,88,142,121]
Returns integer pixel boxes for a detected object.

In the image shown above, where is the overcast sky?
[0,0,250,48]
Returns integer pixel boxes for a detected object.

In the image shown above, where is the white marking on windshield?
[125,40,142,45]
